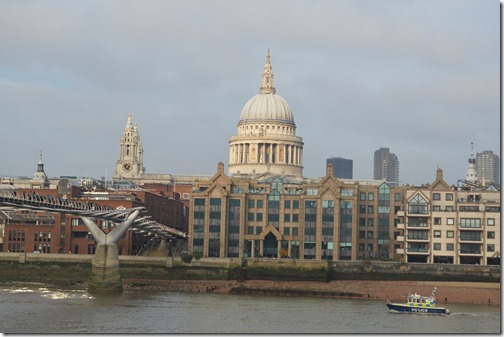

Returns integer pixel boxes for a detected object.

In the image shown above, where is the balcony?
[459,244,482,256]
[407,248,430,255]
[459,238,482,243]
[396,235,405,242]
[459,250,482,256]
[407,237,430,242]
[397,211,405,217]
[396,223,404,229]
[407,223,430,229]
[458,226,483,231]
[407,211,430,217]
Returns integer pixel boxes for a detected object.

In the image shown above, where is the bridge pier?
[88,244,123,292]
[81,210,140,293]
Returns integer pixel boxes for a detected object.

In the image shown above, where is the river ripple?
[0,284,500,334]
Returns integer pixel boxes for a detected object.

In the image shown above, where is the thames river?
[0,283,500,334]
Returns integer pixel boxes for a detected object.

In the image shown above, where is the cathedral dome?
[238,49,295,126]
[229,50,304,178]
[239,93,294,124]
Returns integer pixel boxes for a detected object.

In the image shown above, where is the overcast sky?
[0,0,500,186]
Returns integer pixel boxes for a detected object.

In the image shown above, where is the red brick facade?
[1,186,186,256]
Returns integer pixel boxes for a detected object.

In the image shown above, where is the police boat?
[386,287,449,314]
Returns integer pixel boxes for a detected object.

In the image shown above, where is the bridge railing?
[0,190,188,240]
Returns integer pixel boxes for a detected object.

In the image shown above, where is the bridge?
[0,190,188,241]
[0,190,189,292]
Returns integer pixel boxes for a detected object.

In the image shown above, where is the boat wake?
[449,312,500,318]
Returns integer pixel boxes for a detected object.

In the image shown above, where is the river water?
[0,283,500,334]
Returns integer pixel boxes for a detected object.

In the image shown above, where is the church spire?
[125,113,133,130]
[259,48,276,94]
[464,142,479,185]
[37,150,44,172]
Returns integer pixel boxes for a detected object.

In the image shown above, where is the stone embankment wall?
[0,253,499,284]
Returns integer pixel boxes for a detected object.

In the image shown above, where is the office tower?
[374,148,399,184]
[326,157,353,179]
[476,150,500,186]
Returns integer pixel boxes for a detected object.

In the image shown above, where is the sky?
[0,0,500,186]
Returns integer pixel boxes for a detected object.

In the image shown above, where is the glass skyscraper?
[326,157,353,179]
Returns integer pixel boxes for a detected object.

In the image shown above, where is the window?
[367,244,373,252]
[284,214,290,222]
[359,231,365,239]
[284,200,291,209]
[367,231,373,239]
[367,206,374,214]
[293,200,299,209]
[433,193,440,200]
[359,205,366,214]
[284,227,290,235]
[460,231,481,241]
[367,218,374,227]
[433,206,441,211]
[408,230,428,240]
[445,206,453,211]
[434,230,441,238]
[487,232,495,239]
[434,218,441,225]
[446,193,453,201]
[360,192,366,201]
[460,218,481,228]
[248,213,254,221]
[257,200,263,208]
[292,214,299,222]
[408,194,429,214]
[359,218,366,226]
[488,218,495,226]
[446,243,454,251]
[434,243,441,250]
[248,199,255,208]
[447,231,454,238]
[247,226,254,234]
[447,218,454,225]
[395,193,401,202]
[256,213,263,221]
[359,244,365,252]
[487,244,495,252]
[341,189,353,196]
[194,198,205,206]
[292,227,298,236]
[368,193,374,201]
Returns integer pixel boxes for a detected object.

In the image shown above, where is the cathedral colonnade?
[229,142,303,166]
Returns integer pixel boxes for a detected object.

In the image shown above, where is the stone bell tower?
[113,114,145,180]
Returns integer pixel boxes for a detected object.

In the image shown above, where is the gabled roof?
[259,224,282,240]
[430,167,451,190]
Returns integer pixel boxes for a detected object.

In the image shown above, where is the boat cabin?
[407,293,436,307]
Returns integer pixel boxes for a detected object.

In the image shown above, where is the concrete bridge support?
[81,210,140,293]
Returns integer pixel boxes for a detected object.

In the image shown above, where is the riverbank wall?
[0,253,499,285]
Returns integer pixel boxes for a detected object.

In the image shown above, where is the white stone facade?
[228,50,304,178]
[114,114,145,180]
